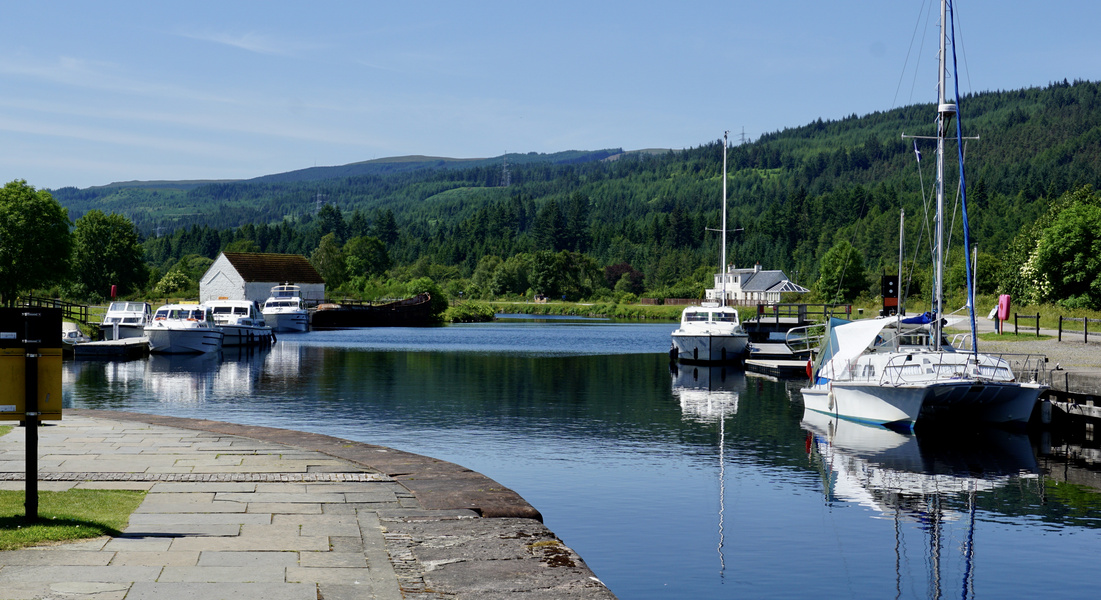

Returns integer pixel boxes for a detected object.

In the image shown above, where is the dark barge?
[309,293,436,328]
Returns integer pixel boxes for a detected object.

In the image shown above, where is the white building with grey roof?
[705,263,809,305]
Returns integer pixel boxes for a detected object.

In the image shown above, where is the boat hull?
[264,312,308,333]
[102,324,147,341]
[801,382,925,429]
[802,379,1044,428]
[145,328,224,354]
[671,333,749,364]
[309,294,436,329]
[218,325,274,347]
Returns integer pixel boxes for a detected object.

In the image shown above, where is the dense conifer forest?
[41,79,1101,307]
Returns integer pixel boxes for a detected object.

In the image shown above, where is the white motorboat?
[144,304,224,354]
[207,299,274,347]
[670,131,749,364]
[100,301,152,340]
[671,303,749,364]
[800,0,1047,429]
[62,321,91,348]
[262,284,309,333]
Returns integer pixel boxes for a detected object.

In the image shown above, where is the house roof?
[221,252,326,284]
[723,267,810,294]
[739,270,786,292]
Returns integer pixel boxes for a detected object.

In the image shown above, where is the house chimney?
[754,262,761,273]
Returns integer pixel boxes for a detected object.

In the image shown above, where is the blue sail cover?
[901,312,935,325]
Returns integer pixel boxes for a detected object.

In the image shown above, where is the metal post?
[1014,313,1019,335]
[1086,318,1089,344]
[1059,315,1063,342]
[23,312,39,523]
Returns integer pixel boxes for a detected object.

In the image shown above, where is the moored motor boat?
[144,304,224,354]
[101,301,152,340]
[207,299,274,346]
[262,284,309,333]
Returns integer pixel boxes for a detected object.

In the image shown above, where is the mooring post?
[23,311,40,523]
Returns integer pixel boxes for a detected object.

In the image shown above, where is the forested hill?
[50,79,1101,300]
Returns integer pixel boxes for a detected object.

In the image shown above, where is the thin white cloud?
[174,29,318,57]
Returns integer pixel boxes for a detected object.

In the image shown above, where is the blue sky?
[2,1,1099,190]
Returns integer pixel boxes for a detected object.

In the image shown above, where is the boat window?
[212,307,232,314]
[685,312,708,322]
[234,307,248,314]
[105,317,120,324]
[713,313,736,322]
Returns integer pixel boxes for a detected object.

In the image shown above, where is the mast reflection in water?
[62,322,1101,599]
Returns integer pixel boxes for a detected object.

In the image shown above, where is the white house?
[705,263,809,305]
[200,252,326,305]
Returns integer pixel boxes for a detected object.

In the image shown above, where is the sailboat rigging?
[799,0,1047,429]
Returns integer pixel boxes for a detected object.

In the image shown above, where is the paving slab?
[0,411,616,599]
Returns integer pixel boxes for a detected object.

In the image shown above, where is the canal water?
[62,318,1100,599]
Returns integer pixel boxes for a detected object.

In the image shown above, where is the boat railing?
[950,333,974,350]
[855,351,1049,386]
[785,323,826,356]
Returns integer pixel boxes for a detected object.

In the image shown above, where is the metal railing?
[835,351,1049,387]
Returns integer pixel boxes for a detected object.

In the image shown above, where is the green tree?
[153,269,192,297]
[71,210,148,299]
[1032,201,1101,308]
[406,276,449,320]
[344,235,391,278]
[812,240,867,303]
[224,239,261,253]
[0,180,72,305]
[470,255,502,299]
[310,233,346,287]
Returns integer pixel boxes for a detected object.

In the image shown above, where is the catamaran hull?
[801,383,925,428]
[802,380,1044,428]
[146,329,224,354]
[672,333,749,364]
[919,381,1044,424]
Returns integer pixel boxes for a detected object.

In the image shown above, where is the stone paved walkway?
[0,413,616,600]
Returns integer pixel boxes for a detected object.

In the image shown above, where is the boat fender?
[827,390,835,413]
[806,360,813,380]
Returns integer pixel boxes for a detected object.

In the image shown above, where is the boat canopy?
[829,319,892,366]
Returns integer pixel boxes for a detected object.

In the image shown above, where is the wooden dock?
[745,359,809,379]
[73,338,149,360]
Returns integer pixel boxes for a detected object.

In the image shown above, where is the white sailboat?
[671,131,750,364]
[800,0,1047,429]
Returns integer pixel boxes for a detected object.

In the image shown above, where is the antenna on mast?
[314,190,327,214]
[501,153,511,187]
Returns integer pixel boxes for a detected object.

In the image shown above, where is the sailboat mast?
[721,131,729,307]
[934,0,956,350]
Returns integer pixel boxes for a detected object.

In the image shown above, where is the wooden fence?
[1058,315,1101,343]
[1014,312,1041,336]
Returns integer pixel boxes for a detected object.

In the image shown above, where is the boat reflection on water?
[801,409,1039,598]
[670,364,746,423]
[147,353,223,405]
[671,364,747,581]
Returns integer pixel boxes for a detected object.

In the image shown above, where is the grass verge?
[976,331,1055,342]
[0,425,11,438]
[0,489,146,551]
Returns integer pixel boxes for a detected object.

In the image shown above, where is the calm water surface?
[62,319,1101,599]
